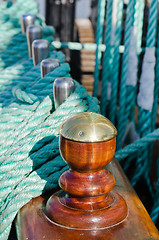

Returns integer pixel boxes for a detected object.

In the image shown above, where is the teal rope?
[52,41,130,54]
[152,23,159,131]
[151,156,159,222]
[100,0,113,115]
[108,0,124,124]
[134,0,158,188]
[0,1,38,53]
[0,53,67,156]
[93,0,106,97]
[138,0,158,134]
[116,127,158,207]
[146,0,158,48]
[0,83,99,240]
[135,0,145,54]
[125,0,145,123]
[117,0,136,149]
[0,25,54,72]
[115,128,159,161]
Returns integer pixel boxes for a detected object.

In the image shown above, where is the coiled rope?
[0,41,100,240]
[0,0,38,52]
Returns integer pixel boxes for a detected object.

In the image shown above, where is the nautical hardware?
[32,39,49,66]
[21,14,35,34]
[45,112,127,229]
[41,58,60,78]
[16,112,159,239]
[53,77,75,109]
[27,25,42,58]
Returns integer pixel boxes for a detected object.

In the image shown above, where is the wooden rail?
[16,157,159,240]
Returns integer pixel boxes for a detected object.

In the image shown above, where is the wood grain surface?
[16,158,159,240]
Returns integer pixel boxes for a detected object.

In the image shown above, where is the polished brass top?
[59,112,117,142]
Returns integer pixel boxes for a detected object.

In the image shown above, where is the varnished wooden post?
[16,113,159,240]
[45,112,127,229]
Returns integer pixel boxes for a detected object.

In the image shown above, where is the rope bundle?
[92,0,159,225]
[0,38,99,239]
[0,81,99,240]
[0,0,38,52]
[0,0,159,239]
[0,25,54,72]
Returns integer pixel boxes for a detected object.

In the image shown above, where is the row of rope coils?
[0,1,100,240]
[0,1,159,239]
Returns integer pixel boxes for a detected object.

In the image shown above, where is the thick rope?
[93,0,106,97]
[0,81,99,240]
[125,0,144,123]
[0,25,54,72]
[100,0,113,115]
[0,64,69,152]
[108,0,124,124]
[151,155,159,222]
[0,0,38,52]
[133,0,158,188]
[115,128,159,161]
[117,0,136,149]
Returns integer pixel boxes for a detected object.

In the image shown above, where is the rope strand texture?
[0,52,66,152]
[0,82,99,240]
[108,0,124,124]
[100,0,113,115]
[0,25,54,72]
[115,128,159,161]
[117,0,136,149]
[0,0,38,52]
[93,0,106,97]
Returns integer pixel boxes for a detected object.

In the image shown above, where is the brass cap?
[59,112,117,142]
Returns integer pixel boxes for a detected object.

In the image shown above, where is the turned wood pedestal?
[16,113,159,239]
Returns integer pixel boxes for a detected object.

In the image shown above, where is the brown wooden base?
[16,159,159,240]
[45,190,127,230]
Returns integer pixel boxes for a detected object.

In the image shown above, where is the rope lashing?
[0,0,38,52]
[0,25,54,72]
[12,63,69,105]
[0,50,65,111]
[0,51,65,112]
[0,30,55,108]
[0,80,99,240]
[93,0,106,97]
[12,84,38,104]
[52,40,128,53]
[0,63,70,154]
